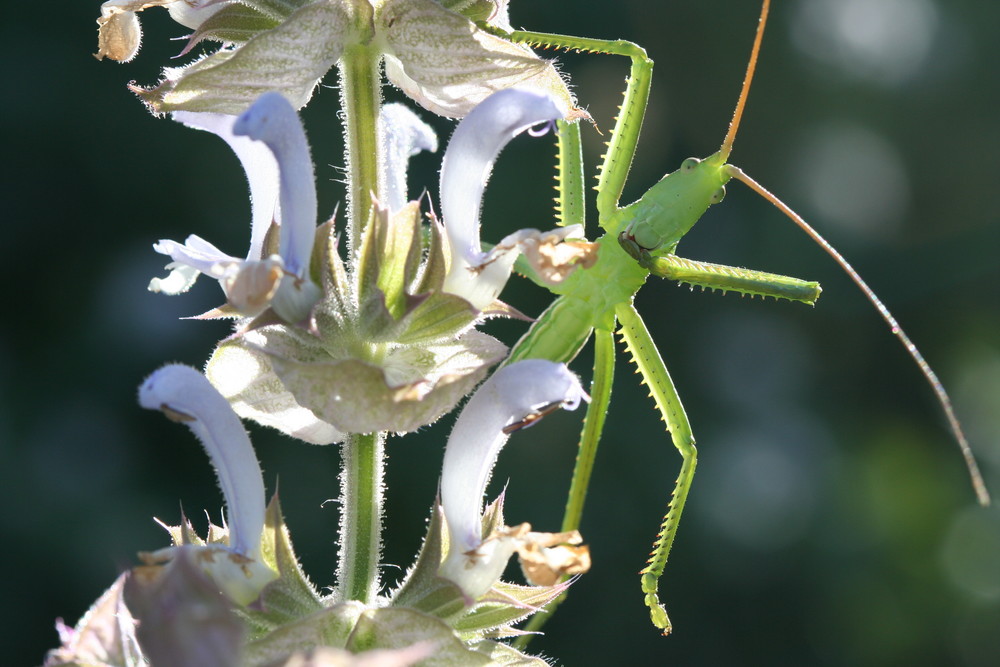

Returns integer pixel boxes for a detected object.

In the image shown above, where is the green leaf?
[241,0,315,21]
[468,640,550,666]
[391,505,467,620]
[454,581,566,637]
[438,0,498,23]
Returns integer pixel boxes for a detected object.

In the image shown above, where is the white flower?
[138,364,277,604]
[439,88,594,311]
[379,103,438,212]
[439,360,588,599]
[149,92,321,323]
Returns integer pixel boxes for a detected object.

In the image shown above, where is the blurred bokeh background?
[6,0,999,664]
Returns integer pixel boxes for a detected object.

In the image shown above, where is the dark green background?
[7,1,999,665]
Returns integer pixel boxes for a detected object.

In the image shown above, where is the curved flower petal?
[439,360,586,597]
[173,110,280,260]
[139,364,266,559]
[232,91,315,277]
[149,94,320,322]
[149,234,239,296]
[138,364,277,605]
[379,103,438,212]
[439,88,564,309]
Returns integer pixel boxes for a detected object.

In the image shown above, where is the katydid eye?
[681,157,700,172]
[710,186,726,204]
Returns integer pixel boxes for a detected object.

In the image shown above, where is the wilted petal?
[95,1,224,62]
[95,8,142,62]
[438,88,563,309]
[439,360,586,597]
[173,110,280,260]
[379,103,438,212]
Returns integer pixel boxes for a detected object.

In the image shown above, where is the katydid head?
[619,154,731,252]
[616,0,769,254]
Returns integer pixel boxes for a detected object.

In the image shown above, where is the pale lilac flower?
[439,360,587,598]
[440,88,593,311]
[379,103,438,212]
[138,364,277,604]
[149,92,320,323]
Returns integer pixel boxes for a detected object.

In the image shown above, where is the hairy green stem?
[337,431,385,604]
[338,43,383,259]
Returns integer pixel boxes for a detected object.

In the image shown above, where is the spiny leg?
[554,118,586,228]
[619,236,823,306]
[616,302,696,635]
[486,27,653,224]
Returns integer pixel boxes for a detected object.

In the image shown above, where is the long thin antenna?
[728,165,990,506]
[720,0,770,160]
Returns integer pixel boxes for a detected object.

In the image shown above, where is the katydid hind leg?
[616,303,697,635]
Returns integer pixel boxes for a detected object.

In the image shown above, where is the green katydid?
[481,0,991,635]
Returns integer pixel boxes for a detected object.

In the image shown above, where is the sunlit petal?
[439,360,585,596]
[138,364,265,560]
[232,91,316,277]
[173,111,280,260]
[379,103,438,212]
[439,88,563,309]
